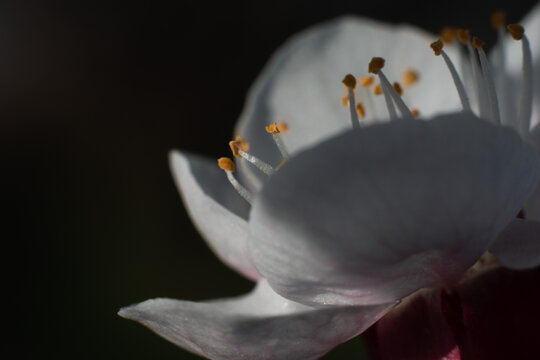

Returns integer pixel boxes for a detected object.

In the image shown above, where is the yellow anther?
[265,123,279,134]
[472,36,485,49]
[507,24,524,40]
[277,121,289,133]
[411,109,420,117]
[393,82,403,96]
[430,39,443,56]
[218,157,235,172]
[356,103,365,118]
[491,11,506,29]
[373,84,383,95]
[368,57,385,74]
[440,27,457,44]
[359,75,375,87]
[402,69,419,87]
[342,74,357,89]
[229,136,250,158]
[457,29,470,44]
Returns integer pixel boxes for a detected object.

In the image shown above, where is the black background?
[8,0,536,359]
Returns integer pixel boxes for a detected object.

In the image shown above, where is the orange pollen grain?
[491,11,506,29]
[411,109,420,117]
[359,75,375,87]
[341,95,349,107]
[507,24,524,40]
[356,103,365,118]
[218,157,235,172]
[393,82,403,96]
[342,74,357,89]
[430,39,443,56]
[277,121,289,133]
[373,84,383,95]
[368,57,385,74]
[229,136,250,158]
[402,69,419,87]
[265,123,279,134]
[440,27,457,44]
[457,28,470,44]
[472,36,485,49]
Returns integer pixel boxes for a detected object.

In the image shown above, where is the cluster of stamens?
[218,11,533,204]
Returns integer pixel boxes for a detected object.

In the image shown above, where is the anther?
[356,103,366,118]
[218,157,253,204]
[402,69,419,87]
[373,84,383,95]
[507,24,524,40]
[472,36,485,49]
[457,29,470,44]
[368,57,385,74]
[491,11,506,29]
[393,82,403,96]
[342,74,361,128]
[229,136,250,158]
[440,27,458,44]
[277,121,289,133]
[411,109,420,117]
[430,39,472,112]
[359,75,374,87]
[229,136,274,176]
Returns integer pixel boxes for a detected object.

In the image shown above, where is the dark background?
[8,0,536,359]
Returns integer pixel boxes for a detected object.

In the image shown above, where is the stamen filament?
[440,50,472,112]
[517,34,533,137]
[467,43,489,118]
[342,74,361,128]
[379,79,398,120]
[476,44,501,124]
[238,149,275,176]
[271,133,290,160]
[225,171,253,204]
[378,70,413,119]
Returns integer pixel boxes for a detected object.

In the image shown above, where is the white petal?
[503,2,540,129]
[169,150,259,280]
[490,218,540,269]
[249,114,540,306]
[234,17,461,187]
[119,280,395,360]
[525,124,540,220]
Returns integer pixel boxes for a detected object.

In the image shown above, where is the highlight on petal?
[249,113,540,307]
[234,16,462,186]
[490,218,540,269]
[118,280,396,360]
[169,150,259,280]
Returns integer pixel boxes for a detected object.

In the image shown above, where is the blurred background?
[9,0,536,358]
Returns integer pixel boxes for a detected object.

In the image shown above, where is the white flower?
[120,5,540,359]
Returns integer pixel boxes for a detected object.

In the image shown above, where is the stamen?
[358,75,377,120]
[459,30,489,117]
[342,74,361,128]
[430,39,472,112]
[491,11,506,29]
[393,82,403,96]
[373,84,383,95]
[218,157,253,204]
[369,57,412,120]
[492,11,512,125]
[474,36,501,124]
[508,24,533,137]
[457,28,470,45]
[266,122,290,160]
[411,109,420,117]
[356,103,366,119]
[440,27,457,44]
[402,69,419,87]
[229,137,275,176]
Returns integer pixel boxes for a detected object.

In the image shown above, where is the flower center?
[218,12,533,204]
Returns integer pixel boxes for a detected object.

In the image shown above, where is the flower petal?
[490,218,540,269]
[249,113,540,306]
[525,123,540,220]
[119,280,395,360]
[169,150,259,280]
[234,17,461,187]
